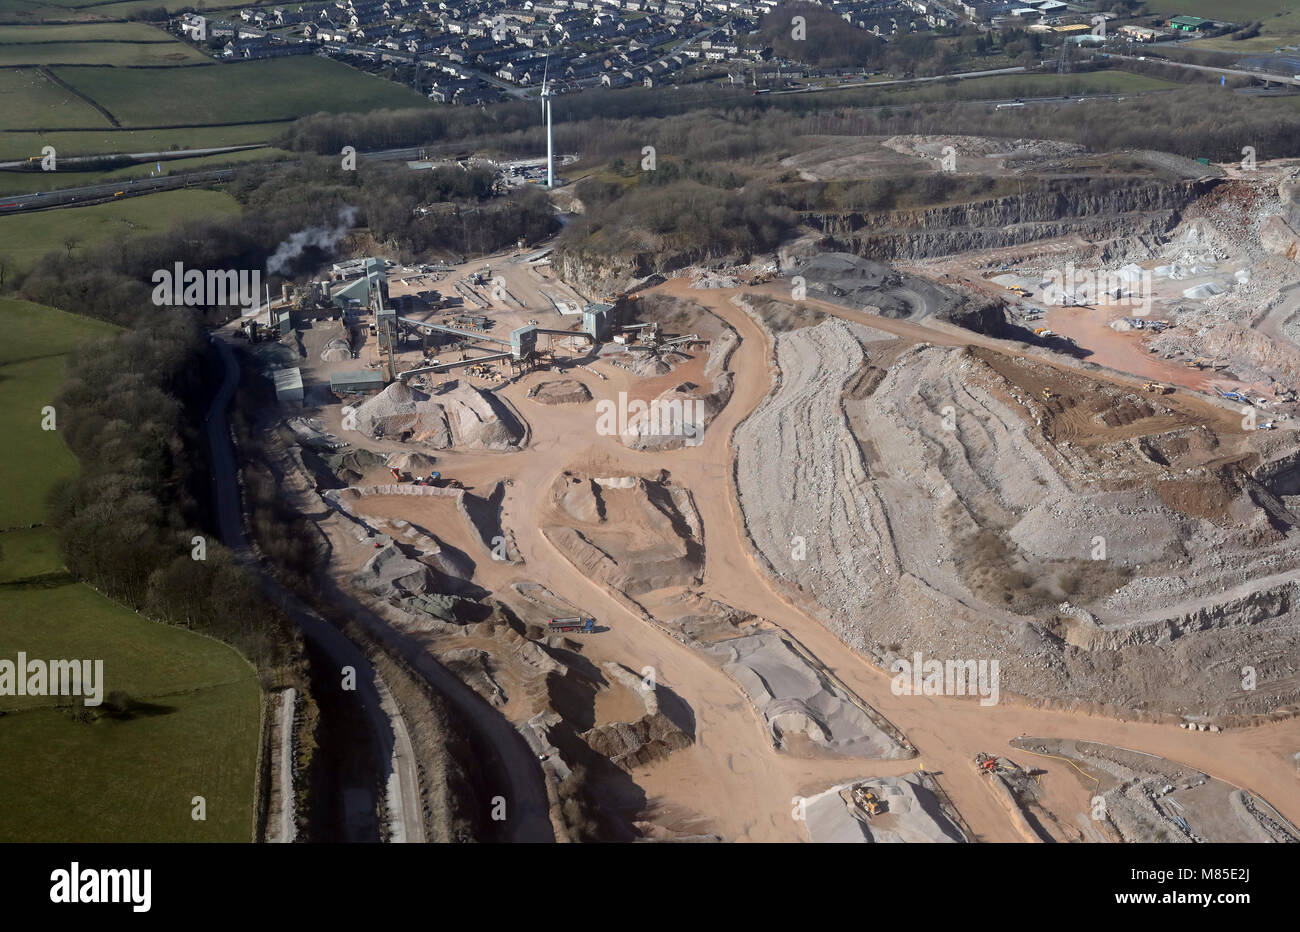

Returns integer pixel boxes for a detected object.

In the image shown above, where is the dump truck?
[547,617,596,633]
[1143,381,1172,394]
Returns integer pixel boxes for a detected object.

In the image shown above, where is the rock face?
[813,180,1210,261]
[352,380,524,451]
[354,542,432,596]
[733,316,1300,716]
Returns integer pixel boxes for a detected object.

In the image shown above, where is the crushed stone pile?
[352,380,524,450]
[526,378,592,405]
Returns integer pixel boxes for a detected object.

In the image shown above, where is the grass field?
[0,122,288,161]
[0,39,211,66]
[1142,0,1300,53]
[0,21,176,42]
[0,20,211,65]
[0,298,116,526]
[0,146,284,195]
[0,187,241,273]
[0,295,261,842]
[53,56,432,127]
[0,67,111,130]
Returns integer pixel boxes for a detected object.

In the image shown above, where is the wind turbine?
[540,55,554,189]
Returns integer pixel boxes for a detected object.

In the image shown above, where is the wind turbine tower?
[541,57,554,188]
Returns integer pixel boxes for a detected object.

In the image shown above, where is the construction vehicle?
[416,471,465,490]
[1009,285,1032,297]
[975,752,1008,774]
[1041,387,1056,401]
[851,785,887,817]
[1033,327,1053,337]
[547,617,596,634]
[1215,385,1250,405]
[1259,421,1277,431]
[1143,381,1172,394]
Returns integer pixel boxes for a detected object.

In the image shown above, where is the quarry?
[228,139,1300,845]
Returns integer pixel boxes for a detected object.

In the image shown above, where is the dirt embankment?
[733,313,1300,718]
[543,470,913,760]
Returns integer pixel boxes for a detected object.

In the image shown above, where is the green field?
[0,20,211,64]
[54,56,432,127]
[0,21,176,41]
[0,67,110,130]
[0,295,261,842]
[0,146,284,195]
[0,187,241,273]
[1143,0,1300,52]
[0,39,211,66]
[0,122,288,160]
[0,299,116,528]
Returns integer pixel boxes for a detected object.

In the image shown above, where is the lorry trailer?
[547,617,596,633]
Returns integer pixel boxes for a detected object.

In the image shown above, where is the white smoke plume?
[266,206,358,275]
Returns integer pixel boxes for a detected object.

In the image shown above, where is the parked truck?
[547,617,596,633]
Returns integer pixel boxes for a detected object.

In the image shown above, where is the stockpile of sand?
[386,450,438,473]
[321,338,352,362]
[527,378,592,405]
[803,775,966,843]
[546,474,702,596]
[352,380,523,451]
[705,632,912,759]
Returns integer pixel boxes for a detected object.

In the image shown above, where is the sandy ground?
[281,266,1300,842]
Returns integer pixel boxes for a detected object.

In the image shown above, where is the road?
[770,64,1026,95]
[1102,51,1300,86]
[354,268,1300,842]
[209,332,553,843]
[206,334,425,844]
[0,144,264,170]
[0,145,469,216]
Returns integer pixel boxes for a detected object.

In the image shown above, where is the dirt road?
[374,280,1298,842]
[208,335,425,844]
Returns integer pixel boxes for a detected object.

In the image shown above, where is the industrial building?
[582,302,617,341]
[272,367,304,405]
[1169,15,1216,33]
[328,258,389,314]
[330,369,386,395]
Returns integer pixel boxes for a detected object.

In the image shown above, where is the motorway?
[0,144,469,216]
[1102,51,1300,87]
